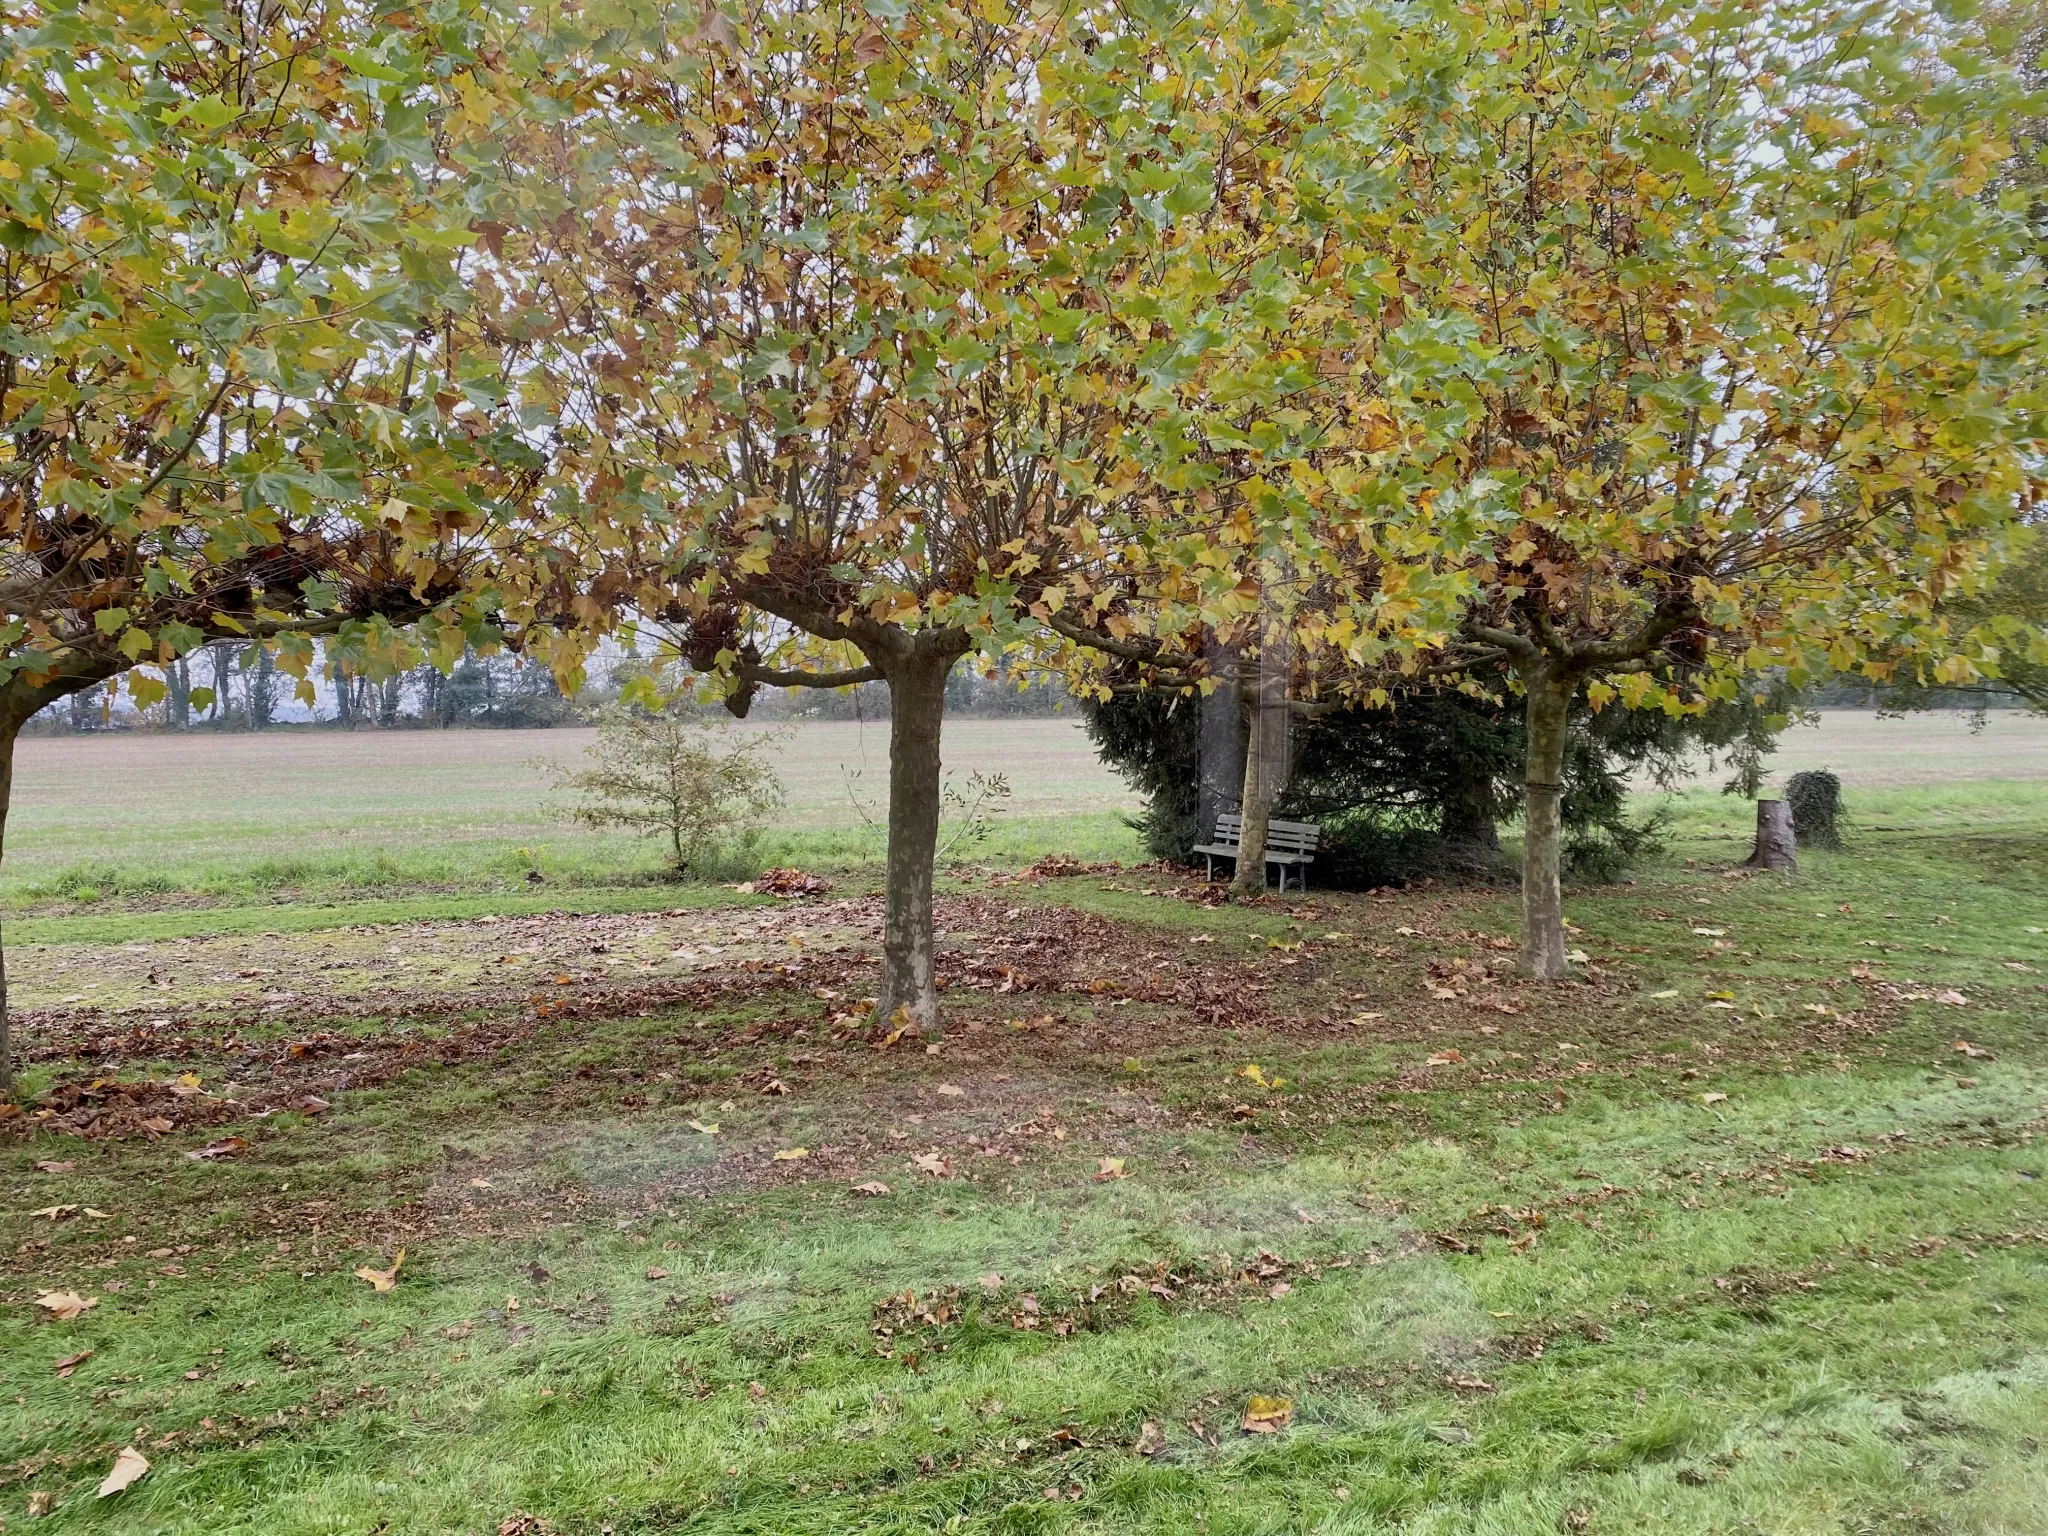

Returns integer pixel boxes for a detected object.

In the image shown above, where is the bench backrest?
[1207,812,1319,853]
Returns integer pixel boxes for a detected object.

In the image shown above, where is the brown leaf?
[910,1152,949,1177]
[1952,1039,1995,1060]
[1135,1420,1166,1456]
[851,28,888,64]
[183,1135,249,1161]
[1094,1156,1128,1182]
[96,1446,149,1497]
[1240,1395,1294,1434]
[53,1349,92,1378]
[32,1159,76,1174]
[645,1267,669,1281]
[354,1248,406,1293]
[1425,1049,1464,1066]
[35,1290,96,1321]
[849,1180,893,1197]
[27,1489,55,1515]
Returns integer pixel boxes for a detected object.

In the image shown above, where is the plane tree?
[496,0,1329,1031]
[0,0,573,1088]
[1062,0,2048,973]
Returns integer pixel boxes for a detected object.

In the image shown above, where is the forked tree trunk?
[1519,669,1573,979]
[876,648,955,1034]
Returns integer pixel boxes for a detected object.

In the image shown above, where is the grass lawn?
[0,724,2043,1533]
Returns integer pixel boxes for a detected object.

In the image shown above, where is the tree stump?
[1743,799,1797,872]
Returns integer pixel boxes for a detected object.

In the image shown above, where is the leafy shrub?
[551,709,785,877]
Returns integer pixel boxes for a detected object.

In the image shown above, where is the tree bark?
[1231,684,1271,896]
[1520,668,1574,979]
[876,646,955,1034]
[1197,636,1245,841]
[1439,773,1503,873]
[1744,799,1797,872]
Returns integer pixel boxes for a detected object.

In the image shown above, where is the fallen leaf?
[183,1135,249,1161]
[1425,1049,1464,1067]
[1566,948,1591,965]
[1692,927,1726,937]
[1352,1011,1384,1023]
[1936,990,1969,1008]
[935,1083,966,1097]
[1394,925,1420,937]
[354,1248,406,1292]
[645,1267,669,1281]
[27,1490,55,1515]
[1952,1039,1995,1060]
[30,1204,79,1221]
[53,1349,92,1378]
[97,1446,149,1498]
[1649,989,1680,1000]
[1135,1420,1166,1456]
[850,1180,892,1197]
[32,1159,75,1174]
[911,1152,950,1177]
[687,1119,720,1134]
[1094,1156,1128,1182]
[771,1147,809,1162]
[1241,1395,1294,1434]
[1700,1092,1728,1106]
[35,1290,96,1321]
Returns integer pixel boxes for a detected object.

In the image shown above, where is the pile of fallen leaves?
[1004,854,1123,882]
[745,868,834,898]
[7,1075,241,1141]
[867,1250,1347,1363]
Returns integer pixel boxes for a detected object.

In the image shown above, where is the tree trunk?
[0,716,16,1092]
[876,647,955,1035]
[1744,799,1797,872]
[168,658,191,729]
[1197,636,1245,842]
[1520,669,1573,978]
[1439,772,1503,872]
[1231,694,1271,896]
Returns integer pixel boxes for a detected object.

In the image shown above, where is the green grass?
[1,757,2045,1533]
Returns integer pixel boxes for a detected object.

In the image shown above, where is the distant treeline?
[27,644,1072,735]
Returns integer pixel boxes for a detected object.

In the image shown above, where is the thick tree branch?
[734,659,882,690]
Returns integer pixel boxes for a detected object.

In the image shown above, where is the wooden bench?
[1192,812,1321,893]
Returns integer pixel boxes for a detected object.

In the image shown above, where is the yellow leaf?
[772,1147,809,1161]
[354,1248,405,1292]
[1241,1395,1294,1433]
